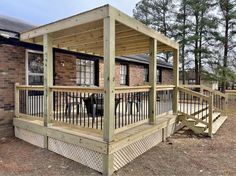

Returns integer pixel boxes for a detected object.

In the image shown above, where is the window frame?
[25,49,44,86]
[156,68,162,83]
[76,58,97,86]
[120,64,129,86]
[144,66,149,83]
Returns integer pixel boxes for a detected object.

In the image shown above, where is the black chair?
[82,94,121,126]
[65,93,81,117]
[126,92,144,115]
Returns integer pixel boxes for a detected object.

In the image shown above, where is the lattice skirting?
[48,137,103,172]
[113,123,176,171]
[15,127,44,148]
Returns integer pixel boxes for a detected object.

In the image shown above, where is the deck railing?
[15,84,44,119]
[156,85,174,116]
[114,86,151,132]
[182,85,228,114]
[15,84,177,132]
[50,86,104,130]
[178,86,213,136]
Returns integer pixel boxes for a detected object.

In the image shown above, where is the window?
[76,59,95,86]
[144,67,161,83]
[120,64,128,85]
[27,51,44,85]
[157,69,162,83]
[144,67,149,82]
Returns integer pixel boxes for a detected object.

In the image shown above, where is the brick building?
[0,16,173,137]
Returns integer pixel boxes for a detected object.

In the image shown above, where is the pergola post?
[103,16,115,175]
[149,38,157,124]
[43,33,53,148]
[173,49,179,114]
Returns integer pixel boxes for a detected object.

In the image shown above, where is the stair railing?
[178,86,213,136]
[182,85,228,115]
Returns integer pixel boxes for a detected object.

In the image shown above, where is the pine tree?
[173,0,191,84]
[218,0,236,92]
[133,0,175,62]
[186,0,217,84]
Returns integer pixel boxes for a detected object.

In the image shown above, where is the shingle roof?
[116,54,173,69]
[0,15,35,33]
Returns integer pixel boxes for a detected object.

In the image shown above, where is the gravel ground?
[0,101,236,176]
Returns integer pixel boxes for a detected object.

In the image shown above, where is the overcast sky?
[1,0,140,25]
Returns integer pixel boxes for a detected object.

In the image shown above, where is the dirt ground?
[1,100,236,176]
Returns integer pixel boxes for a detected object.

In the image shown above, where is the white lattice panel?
[113,129,163,171]
[15,127,44,148]
[48,137,103,172]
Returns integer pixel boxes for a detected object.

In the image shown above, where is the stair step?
[205,116,227,134]
[195,122,207,129]
[203,112,221,122]
[186,118,195,122]
[212,112,221,122]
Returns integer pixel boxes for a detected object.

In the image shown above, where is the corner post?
[208,95,213,137]
[43,34,53,148]
[173,49,179,114]
[224,94,229,116]
[103,16,115,176]
[15,83,20,117]
[149,38,157,124]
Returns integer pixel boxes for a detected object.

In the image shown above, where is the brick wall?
[54,52,77,86]
[161,68,173,85]
[0,43,173,137]
[0,44,25,137]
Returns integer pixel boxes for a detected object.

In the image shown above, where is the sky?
[0,0,140,26]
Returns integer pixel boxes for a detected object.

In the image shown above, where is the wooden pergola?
[20,4,179,175]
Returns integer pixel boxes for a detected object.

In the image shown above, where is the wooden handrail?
[115,86,151,93]
[182,84,227,98]
[225,90,236,94]
[178,86,210,101]
[49,86,104,93]
[16,85,44,91]
[181,85,201,88]
[156,85,175,91]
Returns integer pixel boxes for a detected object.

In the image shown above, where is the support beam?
[103,16,115,142]
[103,16,115,176]
[149,38,157,124]
[43,34,53,148]
[173,49,179,114]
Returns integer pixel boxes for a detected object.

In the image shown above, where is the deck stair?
[178,86,228,137]
[179,111,227,135]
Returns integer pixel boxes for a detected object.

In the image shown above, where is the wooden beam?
[103,16,115,176]
[54,28,141,48]
[59,35,149,50]
[20,5,109,40]
[109,5,179,50]
[43,34,53,148]
[43,34,54,126]
[13,118,108,154]
[103,16,115,142]
[173,49,179,114]
[149,38,157,124]
[208,95,213,137]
